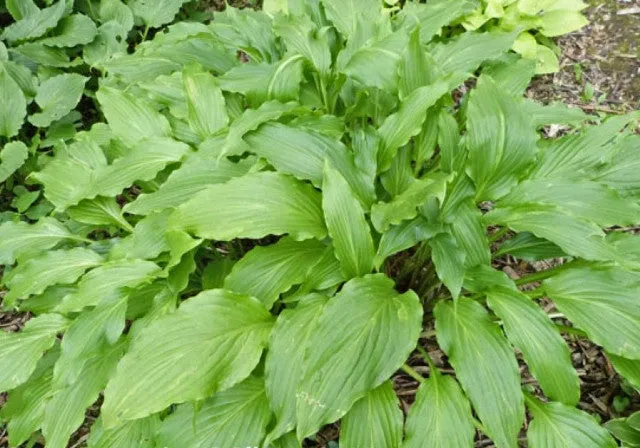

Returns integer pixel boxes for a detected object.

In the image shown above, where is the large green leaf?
[38,14,98,47]
[183,68,229,139]
[543,266,640,359]
[375,215,440,268]
[608,354,640,391]
[466,75,537,199]
[435,298,524,448]
[29,74,87,128]
[0,67,27,139]
[101,289,274,427]
[224,237,327,308]
[169,172,326,241]
[0,218,77,265]
[395,0,477,44]
[157,376,272,448]
[0,141,28,183]
[322,162,374,279]
[129,0,191,27]
[87,416,159,448]
[403,367,475,448]
[67,197,133,231]
[274,14,331,76]
[3,248,103,306]
[594,133,640,196]
[296,274,422,439]
[340,381,403,448]
[430,232,466,299]
[493,232,565,262]
[2,0,66,43]
[486,287,580,405]
[97,86,171,145]
[320,0,381,38]
[0,314,68,392]
[525,395,617,448]
[264,295,328,445]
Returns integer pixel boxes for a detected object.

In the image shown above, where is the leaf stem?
[401,364,425,383]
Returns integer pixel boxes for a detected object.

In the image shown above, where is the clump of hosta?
[0,0,638,447]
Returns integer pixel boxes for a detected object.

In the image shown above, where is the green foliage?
[0,0,638,447]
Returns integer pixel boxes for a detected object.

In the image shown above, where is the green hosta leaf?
[101,289,274,427]
[3,60,37,98]
[244,123,374,207]
[539,11,588,37]
[0,314,68,392]
[5,0,39,20]
[109,211,171,261]
[0,68,27,139]
[169,172,326,241]
[38,14,98,47]
[183,68,229,139]
[430,232,466,299]
[371,173,451,232]
[378,80,449,171]
[438,109,464,173]
[482,54,536,98]
[29,74,88,128]
[594,134,640,195]
[605,418,640,447]
[129,0,191,27]
[87,416,159,448]
[0,218,77,265]
[97,86,171,145]
[375,215,440,268]
[399,27,437,97]
[322,162,374,279]
[466,75,537,200]
[486,287,579,405]
[524,100,590,127]
[264,295,328,445]
[2,0,66,43]
[10,42,73,67]
[435,298,524,448]
[608,354,640,390]
[485,205,619,263]
[67,197,133,231]
[274,14,331,76]
[123,155,254,215]
[447,202,491,267]
[43,343,125,448]
[340,381,403,448]
[296,274,422,439]
[56,260,161,312]
[31,158,94,210]
[525,395,617,448]
[298,247,345,292]
[500,179,640,227]
[224,238,327,308]
[395,0,477,44]
[493,232,566,262]
[157,376,272,448]
[320,0,381,38]
[543,266,640,359]
[531,113,639,179]
[3,248,102,305]
[99,0,134,35]
[0,141,28,183]
[403,366,475,448]
[0,348,57,447]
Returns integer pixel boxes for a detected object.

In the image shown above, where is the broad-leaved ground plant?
[0,0,638,447]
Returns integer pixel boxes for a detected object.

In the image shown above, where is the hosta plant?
[0,0,639,447]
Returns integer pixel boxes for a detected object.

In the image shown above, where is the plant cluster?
[0,0,639,447]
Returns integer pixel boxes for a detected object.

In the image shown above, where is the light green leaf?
[296,274,422,439]
[524,100,590,127]
[38,14,98,47]
[0,68,27,139]
[430,232,466,299]
[543,266,640,359]
[129,0,191,27]
[395,0,477,44]
[169,172,326,241]
[438,109,463,173]
[403,366,475,448]
[375,216,440,268]
[87,416,159,448]
[5,0,39,21]
[483,54,536,98]
[274,14,331,76]
[0,314,68,392]
[3,248,102,305]
[445,202,491,267]
[123,155,254,215]
[56,260,161,312]
[183,68,229,139]
[320,0,381,38]
[322,162,374,279]
[493,232,565,261]
[99,0,134,35]
[68,197,133,231]
[264,295,328,445]
[539,11,588,37]
[3,60,37,98]
[341,381,403,448]
[224,237,327,309]
[486,287,579,405]
[109,211,171,261]
[32,158,94,210]
[244,123,374,207]
[0,348,57,447]
[10,43,72,67]
[0,141,28,183]
[604,418,640,447]
[466,75,537,200]
[29,73,87,128]
[158,376,272,448]
[2,0,66,43]
[398,27,434,97]
[435,298,524,448]
[378,80,449,171]
[594,134,640,195]
[525,395,617,448]
[0,218,77,265]
[608,354,640,391]
[298,246,345,293]
[101,289,274,427]
[97,86,171,145]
